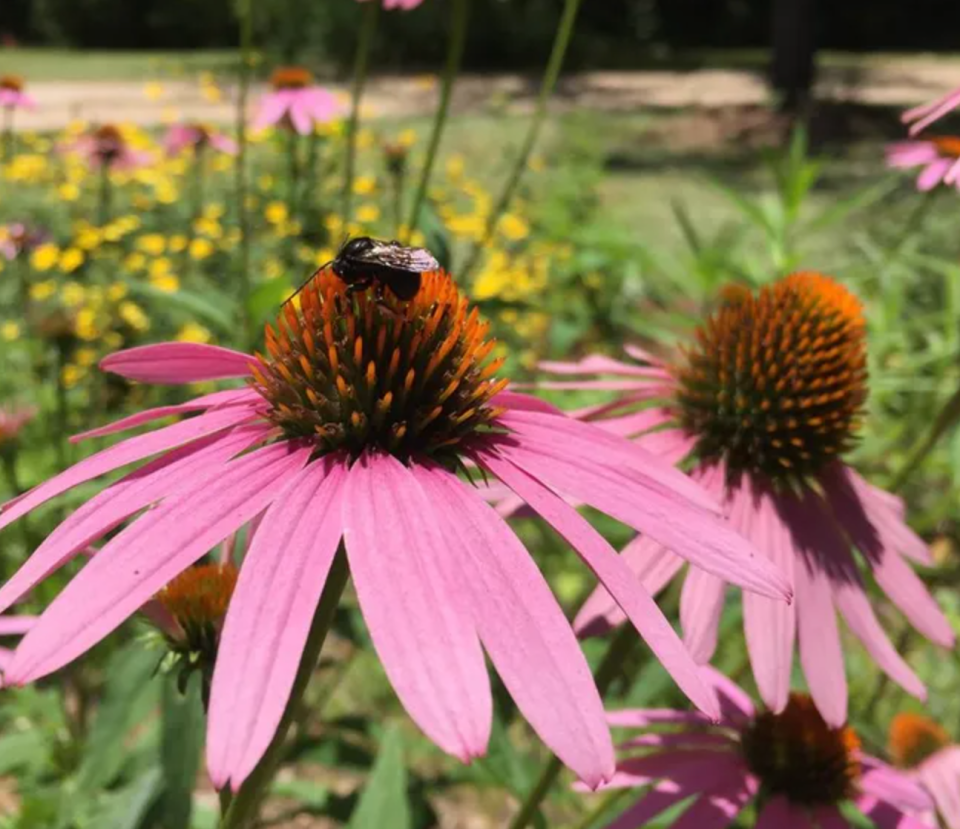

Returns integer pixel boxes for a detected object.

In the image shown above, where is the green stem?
[391,169,405,237]
[235,0,255,347]
[221,548,351,829]
[890,380,960,492]
[286,128,301,217]
[97,164,112,227]
[2,106,12,162]
[219,788,234,821]
[405,0,470,238]
[507,624,637,829]
[342,0,380,225]
[53,341,69,470]
[460,0,582,280]
[193,148,207,227]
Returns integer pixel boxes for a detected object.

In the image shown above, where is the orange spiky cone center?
[931,136,960,159]
[742,694,862,805]
[270,66,314,90]
[0,75,23,93]
[251,268,507,463]
[676,272,868,486]
[157,563,238,637]
[889,713,951,769]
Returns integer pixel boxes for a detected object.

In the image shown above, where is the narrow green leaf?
[127,282,237,335]
[158,672,204,829]
[348,726,411,829]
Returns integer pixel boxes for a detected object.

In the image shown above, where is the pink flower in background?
[253,67,343,136]
[0,268,789,792]
[887,136,960,190]
[0,75,35,110]
[67,124,151,171]
[0,223,47,261]
[164,122,237,157]
[545,273,954,727]
[0,406,36,447]
[587,669,935,829]
[904,87,960,136]
[889,713,960,829]
[357,0,426,8]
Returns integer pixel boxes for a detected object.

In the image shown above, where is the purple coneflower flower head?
[887,136,960,191]
[0,406,36,448]
[889,713,960,829]
[904,86,960,136]
[253,67,343,136]
[588,670,935,829]
[164,122,238,157]
[0,223,47,261]
[68,124,151,171]
[0,266,790,791]
[0,75,36,110]
[549,272,954,727]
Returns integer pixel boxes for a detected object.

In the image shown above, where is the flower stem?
[2,106,12,162]
[286,128,301,216]
[507,623,637,829]
[235,0,255,348]
[220,547,351,829]
[342,0,380,226]
[404,0,470,238]
[890,380,960,492]
[460,0,582,280]
[96,165,112,227]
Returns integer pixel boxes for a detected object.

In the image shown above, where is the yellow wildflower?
[264,259,284,281]
[176,323,213,344]
[137,234,167,255]
[356,204,381,224]
[76,227,103,251]
[61,282,86,307]
[353,176,377,195]
[75,308,99,340]
[61,364,86,389]
[30,281,56,301]
[59,248,85,273]
[189,238,215,260]
[31,244,60,272]
[119,302,150,332]
[265,202,288,225]
[498,213,530,242]
[1,322,20,341]
[169,234,189,253]
[149,258,173,279]
[58,182,81,202]
[150,273,180,293]
[75,348,98,367]
[108,283,128,301]
[144,82,165,101]
[124,252,147,271]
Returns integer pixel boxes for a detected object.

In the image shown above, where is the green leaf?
[348,726,411,829]
[157,672,204,829]
[0,729,48,776]
[247,277,296,327]
[92,768,164,829]
[127,282,237,335]
[418,203,453,272]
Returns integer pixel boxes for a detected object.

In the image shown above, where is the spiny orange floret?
[251,267,508,463]
[931,136,960,159]
[92,123,126,163]
[157,563,238,634]
[889,712,951,769]
[741,694,862,805]
[0,75,23,92]
[270,66,314,90]
[676,271,868,485]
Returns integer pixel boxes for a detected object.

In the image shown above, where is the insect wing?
[354,241,439,274]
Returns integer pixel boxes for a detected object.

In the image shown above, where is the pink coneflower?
[904,86,960,136]
[0,266,790,791]
[0,406,36,448]
[68,124,151,171]
[164,122,237,157]
[588,670,935,829]
[553,272,954,726]
[0,75,36,110]
[253,67,342,136]
[889,713,960,829]
[0,222,47,261]
[886,136,960,190]
[357,0,426,9]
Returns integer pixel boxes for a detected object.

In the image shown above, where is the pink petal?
[0,617,36,635]
[207,456,347,790]
[623,344,667,366]
[596,408,675,438]
[252,90,293,132]
[904,87,960,135]
[574,535,684,637]
[917,159,951,191]
[886,142,940,167]
[680,566,726,664]
[492,391,563,415]
[538,355,668,378]
[72,389,260,443]
[757,798,813,829]
[341,453,491,763]
[861,760,933,813]
[0,405,258,536]
[777,492,847,725]
[100,343,259,384]
[669,771,757,829]
[412,464,614,787]
[920,749,960,829]
[701,667,756,724]
[605,709,713,730]
[288,98,313,135]
[633,429,698,466]
[483,433,791,601]
[858,796,935,829]
[0,426,268,616]
[599,781,698,829]
[618,732,734,752]
[6,442,310,685]
[532,379,660,391]
[735,480,796,713]
[593,750,739,791]
[475,448,720,719]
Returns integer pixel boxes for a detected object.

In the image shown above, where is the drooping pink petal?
[530,379,665,392]
[633,429,698,466]
[919,748,960,829]
[605,709,713,730]
[412,464,615,786]
[599,780,696,829]
[100,343,259,384]
[341,453,491,763]
[861,759,933,813]
[252,90,293,132]
[475,448,720,718]
[680,566,726,664]
[592,750,740,791]
[736,480,795,713]
[857,795,935,829]
[492,391,563,415]
[669,771,757,829]
[596,408,674,438]
[0,426,269,616]
[617,732,735,752]
[886,142,940,167]
[904,87,960,135]
[757,798,813,829]
[701,667,756,725]
[0,617,36,635]
[538,355,669,378]
[0,405,258,535]
[917,158,952,191]
[6,442,311,685]
[71,389,261,443]
[288,97,314,135]
[574,534,684,637]
[482,436,790,601]
[623,344,667,366]
[208,455,348,790]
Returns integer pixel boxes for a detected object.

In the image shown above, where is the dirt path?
[8,60,960,131]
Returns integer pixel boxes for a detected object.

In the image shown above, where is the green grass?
[0,48,239,81]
